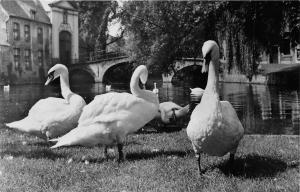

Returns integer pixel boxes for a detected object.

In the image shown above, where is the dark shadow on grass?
[0,143,66,160]
[216,155,299,178]
[136,125,183,135]
[27,141,53,147]
[125,149,194,161]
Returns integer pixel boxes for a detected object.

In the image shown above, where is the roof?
[48,0,78,11]
[0,0,50,24]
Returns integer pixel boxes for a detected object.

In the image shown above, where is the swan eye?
[47,71,55,81]
[204,51,211,61]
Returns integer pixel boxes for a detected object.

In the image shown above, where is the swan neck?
[205,59,219,95]
[60,71,72,99]
[130,69,144,97]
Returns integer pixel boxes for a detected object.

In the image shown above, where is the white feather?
[51,65,159,149]
[156,101,182,123]
[190,87,204,97]
[6,64,86,140]
[187,41,244,157]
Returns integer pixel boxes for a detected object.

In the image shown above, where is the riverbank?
[0,126,299,192]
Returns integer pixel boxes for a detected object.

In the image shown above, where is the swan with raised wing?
[155,102,190,124]
[6,64,86,140]
[190,87,204,98]
[186,40,244,174]
[50,65,159,162]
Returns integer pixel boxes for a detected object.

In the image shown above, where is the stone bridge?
[68,56,131,83]
[162,58,204,82]
[68,52,204,83]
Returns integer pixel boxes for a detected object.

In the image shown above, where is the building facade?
[0,0,78,85]
[48,1,79,65]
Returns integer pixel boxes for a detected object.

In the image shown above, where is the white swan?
[186,40,244,174]
[152,82,159,95]
[190,87,204,97]
[6,64,86,140]
[155,102,189,124]
[105,85,111,92]
[3,84,10,92]
[50,65,159,162]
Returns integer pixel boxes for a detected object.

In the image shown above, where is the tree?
[115,1,299,79]
[119,1,220,75]
[215,1,299,80]
[78,1,118,54]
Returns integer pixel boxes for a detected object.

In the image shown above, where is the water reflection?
[0,82,299,135]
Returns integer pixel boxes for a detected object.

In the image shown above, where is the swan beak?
[45,72,54,85]
[202,62,208,73]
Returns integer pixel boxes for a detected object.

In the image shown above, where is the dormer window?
[63,10,68,24]
[30,9,36,20]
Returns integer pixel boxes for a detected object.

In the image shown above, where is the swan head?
[201,40,219,73]
[131,65,148,87]
[45,64,68,85]
[138,65,148,85]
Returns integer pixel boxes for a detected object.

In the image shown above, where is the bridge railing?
[79,50,127,63]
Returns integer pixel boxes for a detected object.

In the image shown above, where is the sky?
[40,0,122,37]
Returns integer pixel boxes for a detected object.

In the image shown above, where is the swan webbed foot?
[117,144,124,163]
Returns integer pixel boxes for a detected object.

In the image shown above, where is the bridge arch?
[69,66,95,84]
[162,58,203,82]
[102,62,132,84]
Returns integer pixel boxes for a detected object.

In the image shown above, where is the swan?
[190,87,204,97]
[50,65,159,162]
[6,64,86,140]
[105,85,111,92]
[155,102,189,124]
[186,40,244,174]
[3,84,10,92]
[153,82,159,95]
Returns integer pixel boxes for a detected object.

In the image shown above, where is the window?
[24,25,30,42]
[280,32,291,55]
[63,10,68,24]
[37,27,43,44]
[30,10,36,20]
[13,22,20,40]
[13,48,20,70]
[24,49,31,70]
[38,50,43,66]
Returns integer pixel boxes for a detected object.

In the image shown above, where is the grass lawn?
[0,125,299,192]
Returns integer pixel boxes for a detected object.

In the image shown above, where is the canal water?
[0,82,299,135]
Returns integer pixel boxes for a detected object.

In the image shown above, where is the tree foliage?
[119,1,217,74]
[78,1,118,53]
[118,1,299,80]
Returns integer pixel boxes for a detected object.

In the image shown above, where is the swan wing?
[28,97,69,121]
[79,92,157,130]
[199,101,244,156]
[159,102,182,111]
[220,101,244,139]
[28,96,84,138]
[51,123,117,148]
[52,92,158,148]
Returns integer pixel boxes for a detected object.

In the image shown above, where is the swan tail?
[50,124,108,149]
[6,117,39,133]
[49,138,59,143]
[50,142,64,149]
[50,126,84,149]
